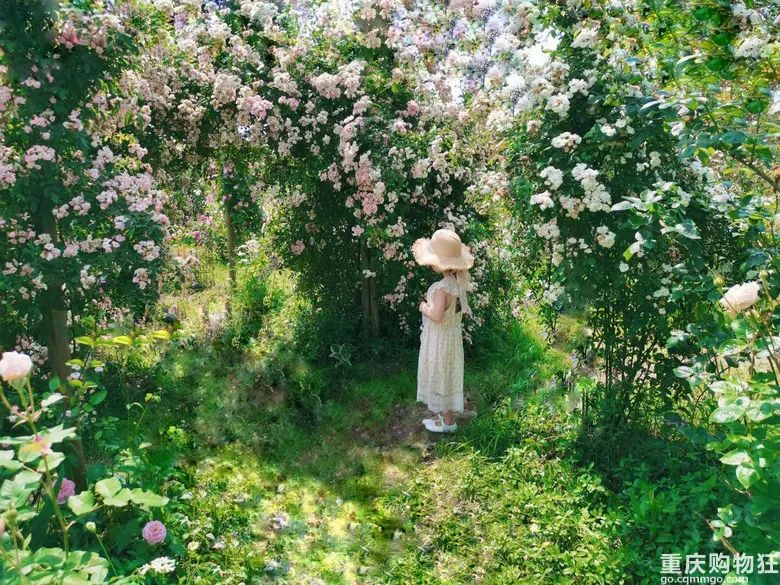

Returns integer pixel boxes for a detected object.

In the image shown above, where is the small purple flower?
[271,512,290,531]
[142,520,167,545]
[56,478,76,504]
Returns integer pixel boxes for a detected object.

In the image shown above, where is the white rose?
[41,392,64,408]
[0,351,33,382]
[720,282,760,314]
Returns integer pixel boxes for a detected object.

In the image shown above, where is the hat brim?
[412,238,474,270]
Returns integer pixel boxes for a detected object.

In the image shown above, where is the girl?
[412,228,474,433]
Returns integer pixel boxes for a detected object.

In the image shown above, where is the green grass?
[94,264,735,584]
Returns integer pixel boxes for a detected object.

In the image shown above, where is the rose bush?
[126,0,513,351]
[0,348,170,583]
[506,0,778,555]
[0,0,169,459]
[509,2,740,428]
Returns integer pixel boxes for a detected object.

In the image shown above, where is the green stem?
[20,380,70,553]
[1,374,73,582]
[95,531,118,577]
[41,455,70,553]
[0,386,16,413]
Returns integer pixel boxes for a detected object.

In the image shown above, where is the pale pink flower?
[720,282,760,314]
[0,351,33,382]
[142,520,167,545]
[31,434,53,456]
[291,240,305,255]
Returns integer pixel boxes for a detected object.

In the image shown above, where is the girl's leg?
[443,411,455,425]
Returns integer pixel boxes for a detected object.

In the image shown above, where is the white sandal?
[422,413,443,427]
[424,416,457,433]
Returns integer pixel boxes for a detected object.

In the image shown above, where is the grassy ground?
[104,263,731,584]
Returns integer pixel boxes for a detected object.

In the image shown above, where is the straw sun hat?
[412,229,474,271]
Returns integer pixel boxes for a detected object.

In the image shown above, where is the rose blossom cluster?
[0,7,170,352]
[127,0,518,335]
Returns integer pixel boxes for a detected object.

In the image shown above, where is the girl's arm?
[420,288,452,323]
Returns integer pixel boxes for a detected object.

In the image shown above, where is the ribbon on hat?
[455,269,473,317]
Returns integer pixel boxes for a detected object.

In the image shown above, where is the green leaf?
[89,390,107,406]
[29,496,56,548]
[48,376,62,392]
[112,335,133,346]
[67,491,96,516]
[95,477,122,500]
[745,100,767,114]
[610,200,632,212]
[0,450,21,471]
[666,330,689,349]
[74,336,95,347]
[113,517,140,552]
[103,488,132,507]
[717,339,747,357]
[674,366,694,379]
[720,450,750,466]
[710,405,745,424]
[152,329,170,341]
[735,464,756,489]
[706,57,725,72]
[753,145,773,164]
[0,470,42,510]
[37,452,65,472]
[129,488,169,507]
[673,220,700,239]
[18,442,45,463]
[720,130,748,144]
[674,54,699,70]
[31,548,66,566]
[745,400,778,422]
[712,32,732,47]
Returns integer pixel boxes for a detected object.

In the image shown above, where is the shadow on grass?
[118,305,733,583]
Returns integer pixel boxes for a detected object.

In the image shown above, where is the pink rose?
[352,226,364,237]
[0,351,33,382]
[142,520,167,545]
[56,478,76,504]
[291,240,305,256]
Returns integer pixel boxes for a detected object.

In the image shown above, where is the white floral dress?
[417,275,464,414]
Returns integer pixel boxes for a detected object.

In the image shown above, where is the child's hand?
[419,301,427,313]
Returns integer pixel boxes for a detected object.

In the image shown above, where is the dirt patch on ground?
[381,402,430,446]
[378,400,477,456]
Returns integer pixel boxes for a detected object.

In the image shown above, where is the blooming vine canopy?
[0,1,169,361]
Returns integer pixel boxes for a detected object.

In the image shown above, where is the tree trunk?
[39,211,88,490]
[368,250,380,338]
[360,240,370,338]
